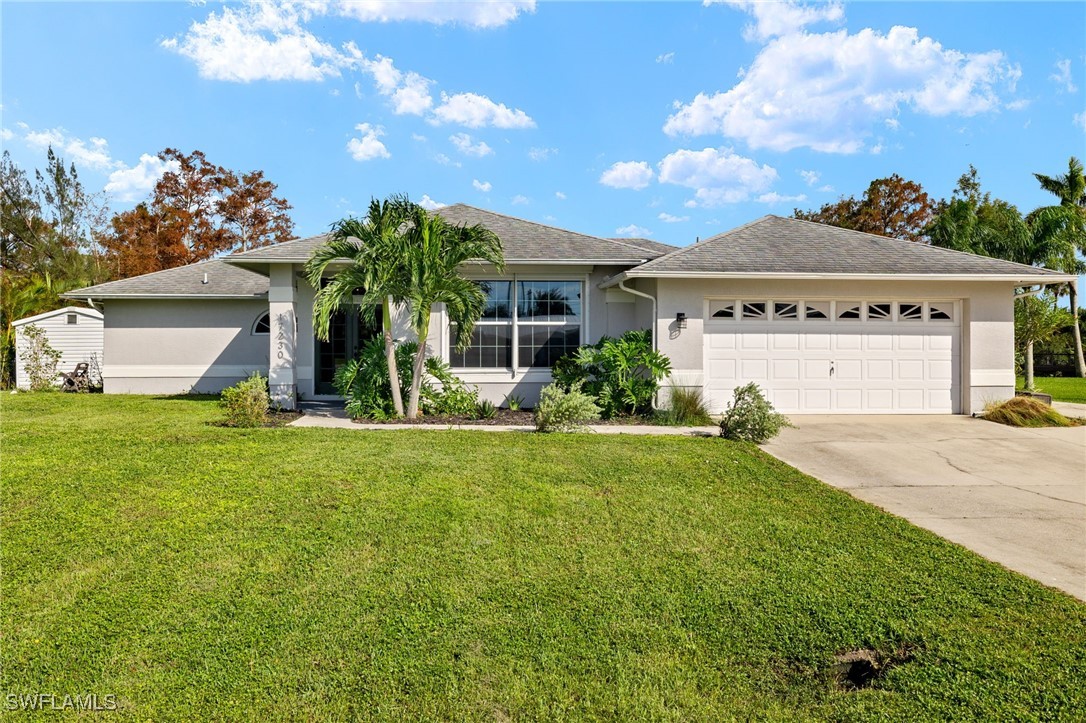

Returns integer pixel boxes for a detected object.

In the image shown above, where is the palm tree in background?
[397,206,504,418]
[306,196,415,416]
[1028,157,1086,377]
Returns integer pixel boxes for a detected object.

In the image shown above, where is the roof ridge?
[444,203,654,257]
[633,215,776,271]
[226,232,329,259]
[779,215,1055,275]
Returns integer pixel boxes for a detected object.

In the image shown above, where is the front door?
[315,305,381,395]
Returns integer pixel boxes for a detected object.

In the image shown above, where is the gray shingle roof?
[628,215,1070,278]
[64,260,269,299]
[223,204,664,264]
[608,237,679,255]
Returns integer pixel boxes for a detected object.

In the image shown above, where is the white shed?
[14,306,104,390]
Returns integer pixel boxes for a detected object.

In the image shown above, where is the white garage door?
[704,300,960,414]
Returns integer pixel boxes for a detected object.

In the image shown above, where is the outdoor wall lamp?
[675,312,687,329]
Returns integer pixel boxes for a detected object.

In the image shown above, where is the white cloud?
[657,147,778,206]
[346,123,390,161]
[555,191,566,200]
[433,153,461,168]
[599,160,654,190]
[473,179,492,192]
[163,2,346,82]
[357,53,433,115]
[1006,99,1030,111]
[418,194,446,210]
[1075,112,1086,132]
[333,0,535,29]
[1051,59,1077,93]
[450,132,494,157]
[756,191,807,204]
[665,20,1020,153]
[884,117,901,130]
[656,51,675,64]
[528,146,557,161]
[411,133,428,142]
[511,194,529,205]
[615,224,652,237]
[818,184,834,193]
[431,92,535,129]
[870,143,884,155]
[22,126,121,171]
[105,153,181,202]
[713,0,844,42]
[658,212,689,223]
[0,128,11,142]
[799,169,820,186]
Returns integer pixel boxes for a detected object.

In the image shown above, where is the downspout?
[617,278,661,410]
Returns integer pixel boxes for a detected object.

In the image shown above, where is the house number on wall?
[275,312,289,360]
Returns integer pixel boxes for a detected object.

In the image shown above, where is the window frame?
[448,275,587,373]
[252,311,271,335]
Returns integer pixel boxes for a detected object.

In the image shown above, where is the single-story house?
[64,205,1072,414]
[14,306,104,390]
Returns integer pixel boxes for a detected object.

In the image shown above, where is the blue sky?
[2,1,1084,246]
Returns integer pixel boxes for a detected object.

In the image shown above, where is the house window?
[449,279,582,369]
[252,312,270,335]
[742,302,766,320]
[928,303,954,321]
[773,302,799,320]
[709,300,735,319]
[867,302,892,320]
[804,302,830,320]
[66,314,78,325]
[898,303,923,321]
[837,302,861,320]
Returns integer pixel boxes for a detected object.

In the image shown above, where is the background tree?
[101,149,294,278]
[1015,295,1072,390]
[1025,156,1086,377]
[926,166,1035,263]
[793,174,936,242]
[1,148,109,386]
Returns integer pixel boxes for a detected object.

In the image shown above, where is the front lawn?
[1018,375,1086,404]
[2,395,1083,720]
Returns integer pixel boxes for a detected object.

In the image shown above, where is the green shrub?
[475,400,497,420]
[658,384,713,426]
[422,357,479,416]
[984,396,1083,428]
[552,329,671,418]
[220,373,270,427]
[505,394,525,412]
[18,324,62,391]
[718,383,792,443]
[335,337,478,419]
[534,382,601,433]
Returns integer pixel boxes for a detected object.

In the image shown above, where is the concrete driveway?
[764,415,1086,600]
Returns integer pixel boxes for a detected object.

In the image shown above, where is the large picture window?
[449,279,582,369]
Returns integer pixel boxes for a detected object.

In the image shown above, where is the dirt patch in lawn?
[361,409,536,426]
[830,643,921,691]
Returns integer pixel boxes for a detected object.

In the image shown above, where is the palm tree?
[398,206,504,418]
[305,196,415,416]
[1028,157,1086,377]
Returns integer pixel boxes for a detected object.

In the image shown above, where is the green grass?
[1017,375,1086,404]
[2,395,1084,720]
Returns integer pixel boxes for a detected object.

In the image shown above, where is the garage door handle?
[830,361,835,377]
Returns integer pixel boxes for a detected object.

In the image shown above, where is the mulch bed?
[264,410,305,427]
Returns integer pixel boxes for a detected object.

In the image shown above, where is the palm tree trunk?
[383,297,404,417]
[406,311,430,419]
[1025,340,1035,391]
[1069,280,1086,377]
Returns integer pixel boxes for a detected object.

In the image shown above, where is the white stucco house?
[64,205,1072,414]
[14,306,104,390]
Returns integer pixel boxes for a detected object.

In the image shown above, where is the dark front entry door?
[315,305,381,395]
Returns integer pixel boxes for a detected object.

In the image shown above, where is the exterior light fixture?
[675,312,687,329]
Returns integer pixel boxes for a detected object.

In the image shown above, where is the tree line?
[794,158,1086,382]
[1,147,295,386]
